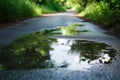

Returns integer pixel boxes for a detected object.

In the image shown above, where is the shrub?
[0,0,41,22]
[0,0,66,22]
[80,1,120,30]
[80,2,111,25]
[45,1,66,12]
[40,5,56,14]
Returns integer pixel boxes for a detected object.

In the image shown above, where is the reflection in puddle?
[51,39,116,71]
[0,25,116,71]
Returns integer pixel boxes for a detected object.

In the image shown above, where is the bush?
[45,1,66,12]
[80,1,120,30]
[80,2,111,24]
[75,5,84,13]
[0,0,41,22]
[40,5,56,14]
[0,0,66,22]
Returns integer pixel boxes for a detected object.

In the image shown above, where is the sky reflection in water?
[0,24,116,71]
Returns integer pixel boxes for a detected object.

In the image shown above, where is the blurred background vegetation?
[0,0,119,31]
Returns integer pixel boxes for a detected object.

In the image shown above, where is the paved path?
[0,10,120,80]
[0,10,83,45]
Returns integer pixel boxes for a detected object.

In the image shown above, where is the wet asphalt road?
[0,10,83,46]
[0,10,120,80]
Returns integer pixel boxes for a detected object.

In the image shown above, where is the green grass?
[40,5,56,14]
[80,2,111,25]
[0,0,42,22]
[80,1,120,30]
[0,0,66,23]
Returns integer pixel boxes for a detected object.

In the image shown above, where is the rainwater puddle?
[0,24,117,71]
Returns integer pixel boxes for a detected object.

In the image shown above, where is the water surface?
[0,24,116,71]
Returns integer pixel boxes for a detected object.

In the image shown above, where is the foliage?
[80,0,120,30]
[0,0,65,22]
[62,0,120,30]
[64,0,83,11]
[40,5,56,14]
[30,0,65,12]
[0,0,41,22]
[40,0,65,12]
[0,0,119,30]
[81,2,111,24]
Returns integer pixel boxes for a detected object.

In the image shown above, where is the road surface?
[0,10,120,80]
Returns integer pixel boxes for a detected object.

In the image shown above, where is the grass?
[40,5,56,14]
[0,0,66,23]
[80,1,120,30]
[80,2,111,25]
[0,0,41,22]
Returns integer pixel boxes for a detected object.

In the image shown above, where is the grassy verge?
[40,5,56,14]
[0,0,65,23]
[0,0,41,22]
[79,1,120,31]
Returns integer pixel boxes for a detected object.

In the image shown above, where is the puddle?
[0,25,117,71]
[44,23,88,36]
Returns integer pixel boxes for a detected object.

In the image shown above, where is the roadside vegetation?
[64,0,120,31]
[79,0,120,31]
[60,0,120,31]
[0,0,119,31]
[0,0,65,23]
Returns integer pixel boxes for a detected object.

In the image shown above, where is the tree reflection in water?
[0,24,117,70]
[68,40,116,64]
[0,31,57,70]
